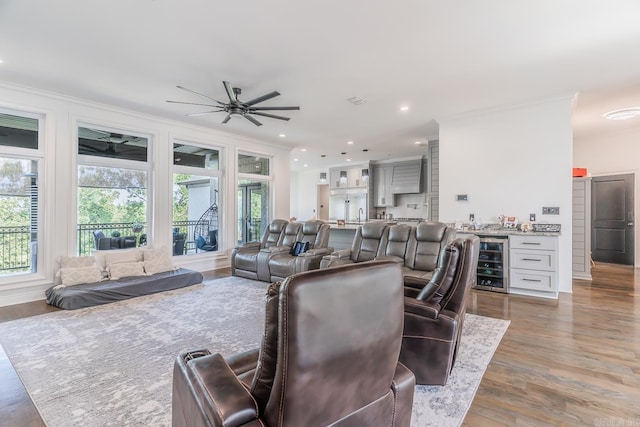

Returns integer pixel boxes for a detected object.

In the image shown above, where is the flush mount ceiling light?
[400,105,410,112]
[347,140,354,145]
[603,107,640,120]
[279,134,286,138]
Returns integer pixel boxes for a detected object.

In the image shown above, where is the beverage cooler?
[473,235,509,293]
[329,188,368,222]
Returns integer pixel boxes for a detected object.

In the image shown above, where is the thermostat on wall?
[456,194,468,201]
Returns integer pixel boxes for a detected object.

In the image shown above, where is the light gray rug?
[0,276,509,427]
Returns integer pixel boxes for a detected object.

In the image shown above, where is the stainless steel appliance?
[329,188,368,222]
[474,235,509,293]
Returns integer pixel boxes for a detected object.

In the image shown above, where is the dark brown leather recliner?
[231,219,288,280]
[402,221,456,288]
[319,221,389,268]
[172,261,415,427]
[267,220,332,281]
[399,235,480,386]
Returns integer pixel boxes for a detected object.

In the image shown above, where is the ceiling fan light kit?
[167,81,300,126]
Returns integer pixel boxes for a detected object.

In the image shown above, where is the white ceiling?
[2,1,640,170]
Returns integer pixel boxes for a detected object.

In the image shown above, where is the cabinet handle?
[522,258,542,262]
[522,278,542,282]
[522,242,541,245]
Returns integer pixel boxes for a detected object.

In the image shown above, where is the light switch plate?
[530,213,536,222]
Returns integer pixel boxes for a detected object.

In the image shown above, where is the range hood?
[390,160,422,194]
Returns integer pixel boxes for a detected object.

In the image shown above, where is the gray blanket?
[45,268,204,310]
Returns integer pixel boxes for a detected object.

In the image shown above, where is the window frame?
[172,139,224,256]
[0,107,45,282]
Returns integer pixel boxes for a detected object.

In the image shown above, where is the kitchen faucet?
[358,207,364,223]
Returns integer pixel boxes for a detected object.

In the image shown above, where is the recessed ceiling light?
[321,154,326,157]
[293,158,299,162]
[0,59,4,64]
[341,152,346,155]
[346,159,351,162]
[301,148,307,152]
[279,134,286,138]
[603,108,640,120]
[400,105,410,112]
[303,164,308,167]
[347,140,354,145]
[362,149,369,152]
[414,141,421,145]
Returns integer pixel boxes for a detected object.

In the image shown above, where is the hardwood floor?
[1,264,638,426]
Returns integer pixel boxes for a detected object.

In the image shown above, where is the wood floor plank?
[1,264,640,425]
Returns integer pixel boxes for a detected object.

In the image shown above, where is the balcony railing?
[0,221,207,276]
[0,225,32,274]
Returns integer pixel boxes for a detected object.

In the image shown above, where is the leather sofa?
[319,221,389,268]
[399,235,480,385]
[232,219,332,282]
[267,220,332,281]
[231,219,288,280]
[172,261,415,427]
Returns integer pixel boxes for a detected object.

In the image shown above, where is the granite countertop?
[455,228,561,237]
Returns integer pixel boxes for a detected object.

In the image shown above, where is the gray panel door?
[591,174,634,265]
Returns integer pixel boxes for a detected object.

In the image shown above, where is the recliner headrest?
[388,224,411,241]
[415,222,447,241]
[302,220,322,234]
[360,222,387,239]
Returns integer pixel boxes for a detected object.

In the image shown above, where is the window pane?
[0,157,38,275]
[238,154,269,176]
[0,113,38,150]
[238,180,269,243]
[173,143,219,171]
[77,165,147,255]
[173,174,219,255]
[78,126,148,162]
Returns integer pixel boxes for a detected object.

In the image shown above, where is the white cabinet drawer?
[511,269,555,292]
[511,249,556,271]
[509,235,557,251]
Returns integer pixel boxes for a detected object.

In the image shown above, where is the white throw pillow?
[59,265,103,287]
[103,248,143,268]
[108,261,146,280]
[141,246,170,262]
[54,256,97,284]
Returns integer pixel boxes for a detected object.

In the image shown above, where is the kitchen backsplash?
[374,193,429,219]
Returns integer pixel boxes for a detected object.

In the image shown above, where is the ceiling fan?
[166,81,300,126]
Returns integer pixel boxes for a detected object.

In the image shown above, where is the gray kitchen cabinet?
[330,166,368,189]
[572,177,592,280]
[509,235,558,299]
[373,164,394,207]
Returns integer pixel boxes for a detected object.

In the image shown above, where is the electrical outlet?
[530,213,536,222]
[469,213,475,222]
[542,207,560,215]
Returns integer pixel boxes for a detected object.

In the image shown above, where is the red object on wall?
[572,167,587,177]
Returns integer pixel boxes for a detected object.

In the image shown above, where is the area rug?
[0,276,509,427]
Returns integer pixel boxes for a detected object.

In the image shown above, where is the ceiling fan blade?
[244,91,280,106]
[250,106,300,111]
[186,110,225,117]
[223,81,238,104]
[250,111,291,121]
[243,114,263,126]
[176,85,225,104]
[166,100,220,107]
[221,113,232,124]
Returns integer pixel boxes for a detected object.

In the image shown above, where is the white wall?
[290,168,325,221]
[439,97,574,293]
[574,125,640,266]
[0,81,291,305]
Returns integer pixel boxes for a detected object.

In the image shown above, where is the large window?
[173,142,222,255]
[237,153,271,244]
[0,111,42,277]
[77,126,150,255]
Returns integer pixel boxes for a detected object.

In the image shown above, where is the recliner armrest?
[300,247,333,257]
[325,249,351,259]
[234,241,261,251]
[403,297,440,319]
[260,245,291,254]
[179,353,258,427]
[375,255,404,264]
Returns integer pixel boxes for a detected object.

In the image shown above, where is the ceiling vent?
[347,96,367,105]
